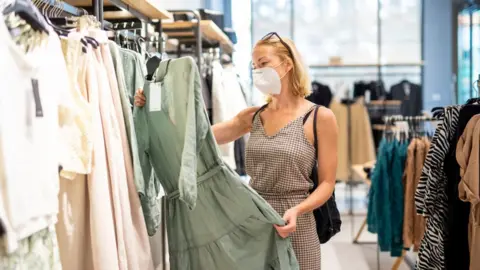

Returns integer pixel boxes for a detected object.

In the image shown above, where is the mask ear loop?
[275,61,293,80]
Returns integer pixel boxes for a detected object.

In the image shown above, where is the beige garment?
[58,35,94,178]
[100,45,154,270]
[403,138,428,251]
[56,37,93,270]
[330,97,376,181]
[403,139,417,249]
[86,47,120,270]
[456,114,480,270]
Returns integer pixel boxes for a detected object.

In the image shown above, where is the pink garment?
[93,47,129,270]
[100,44,154,270]
[85,46,120,270]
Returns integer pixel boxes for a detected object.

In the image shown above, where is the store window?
[251,0,293,42]
[380,0,421,64]
[233,0,423,104]
[293,0,378,65]
[457,9,480,104]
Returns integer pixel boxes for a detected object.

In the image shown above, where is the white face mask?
[252,62,286,95]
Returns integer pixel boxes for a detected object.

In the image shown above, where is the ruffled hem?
[168,214,298,270]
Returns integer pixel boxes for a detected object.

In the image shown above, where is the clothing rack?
[35,0,85,17]
[162,11,234,65]
[367,114,438,270]
[63,0,171,52]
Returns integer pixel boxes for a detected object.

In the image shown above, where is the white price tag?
[149,83,162,112]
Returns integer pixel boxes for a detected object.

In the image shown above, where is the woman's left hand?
[274,208,299,238]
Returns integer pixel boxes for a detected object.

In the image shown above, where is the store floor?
[323,215,412,270]
[323,183,414,270]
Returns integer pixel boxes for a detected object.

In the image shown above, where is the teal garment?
[133,57,299,270]
[368,138,393,250]
[390,140,408,257]
[119,48,146,107]
[108,42,146,197]
[367,138,408,257]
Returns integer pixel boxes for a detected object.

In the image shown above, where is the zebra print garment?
[414,106,461,270]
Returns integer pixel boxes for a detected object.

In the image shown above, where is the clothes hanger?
[465,79,480,105]
[36,0,71,37]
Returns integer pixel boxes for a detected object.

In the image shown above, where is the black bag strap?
[309,106,335,227]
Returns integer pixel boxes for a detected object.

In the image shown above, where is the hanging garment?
[148,196,170,270]
[85,45,121,270]
[0,18,75,250]
[391,139,408,256]
[330,97,376,181]
[0,227,61,270]
[211,61,248,169]
[109,41,146,195]
[445,104,480,270]
[100,44,154,270]
[353,80,386,101]
[55,33,94,270]
[403,139,418,249]
[94,46,130,269]
[456,114,480,270]
[390,81,423,116]
[415,106,461,270]
[414,138,429,248]
[402,138,427,251]
[211,61,235,168]
[246,105,321,270]
[367,138,407,257]
[307,81,332,107]
[134,57,298,270]
[119,48,146,107]
[58,33,94,178]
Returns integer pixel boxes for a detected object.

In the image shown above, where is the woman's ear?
[285,59,294,73]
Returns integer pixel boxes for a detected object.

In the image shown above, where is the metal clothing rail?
[36,0,85,16]
[309,63,424,69]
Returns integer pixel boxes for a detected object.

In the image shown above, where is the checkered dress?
[246,105,321,270]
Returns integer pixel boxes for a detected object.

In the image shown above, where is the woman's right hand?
[135,89,146,107]
[234,106,261,131]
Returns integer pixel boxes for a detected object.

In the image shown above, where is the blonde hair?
[255,36,311,101]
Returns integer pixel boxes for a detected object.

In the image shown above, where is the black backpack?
[253,105,341,244]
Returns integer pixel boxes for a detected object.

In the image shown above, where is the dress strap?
[303,105,319,124]
[252,104,269,124]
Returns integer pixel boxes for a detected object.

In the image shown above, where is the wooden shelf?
[162,20,234,53]
[309,62,424,68]
[367,100,402,105]
[64,0,172,20]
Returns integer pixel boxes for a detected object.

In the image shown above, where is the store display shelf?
[64,0,172,20]
[309,62,424,68]
[162,20,234,53]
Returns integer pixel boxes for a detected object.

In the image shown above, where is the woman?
[135,33,338,270]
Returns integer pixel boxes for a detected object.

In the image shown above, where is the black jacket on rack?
[353,81,386,101]
[307,81,332,107]
[389,81,423,116]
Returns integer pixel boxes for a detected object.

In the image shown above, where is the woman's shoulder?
[308,103,336,132]
[306,101,334,120]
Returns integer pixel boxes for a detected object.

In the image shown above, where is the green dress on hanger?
[133,57,298,270]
